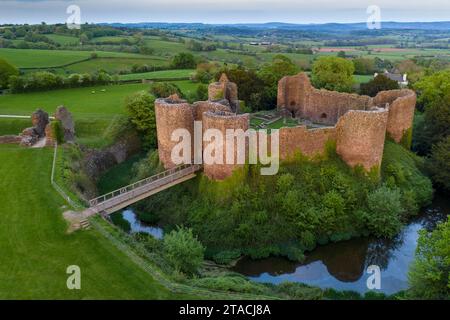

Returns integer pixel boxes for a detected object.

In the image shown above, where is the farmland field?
[118,69,194,81]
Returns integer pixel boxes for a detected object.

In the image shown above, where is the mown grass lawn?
[0,144,189,299]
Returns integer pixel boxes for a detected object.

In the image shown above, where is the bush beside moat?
[127,140,433,264]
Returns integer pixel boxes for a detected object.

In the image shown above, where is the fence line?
[50,142,84,210]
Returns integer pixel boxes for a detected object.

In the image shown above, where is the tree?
[125,91,156,148]
[361,186,403,238]
[0,58,19,89]
[360,74,399,97]
[163,227,205,275]
[258,55,299,88]
[353,57,375,75]
[428,136,450,192]
[413,71,450,155]
[311,56,355,92]
[171,52,196,69]
[150,82,182,98]
[408,218,450,299]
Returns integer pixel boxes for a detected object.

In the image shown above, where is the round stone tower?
[155,94,194,169]
[336,108,389,172]
[202,110,249,180]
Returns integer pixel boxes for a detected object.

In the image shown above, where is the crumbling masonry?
[155,72,416,180]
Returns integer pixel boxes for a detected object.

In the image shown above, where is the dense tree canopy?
[408,218,450,299]
[125,91,157,149]
[311,56,355,92]
[171,52,196,69]
[360,74,399,97]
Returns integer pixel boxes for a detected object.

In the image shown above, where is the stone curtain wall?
[208,74,239,112]
[373,89,416,142]
[202,111,249,180]
[279,126,336,160]
[154,72,417,179]
[193,101,231,122]
[278,73,372,125]
[336,109,389,171]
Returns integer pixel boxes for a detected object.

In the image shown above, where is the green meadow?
[0,144,188,299]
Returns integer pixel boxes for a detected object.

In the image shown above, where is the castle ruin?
[155,72,416,180]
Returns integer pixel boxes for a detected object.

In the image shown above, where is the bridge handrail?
[89,164,201,207]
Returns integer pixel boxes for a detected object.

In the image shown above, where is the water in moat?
[232,194,449,295]
[121,209,164,239]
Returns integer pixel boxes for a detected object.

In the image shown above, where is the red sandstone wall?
[336,109,389,171]
[193,101,231,122]
[279,126,336,160]
[155,98,194,169]
[202,111,249,180]
[0,135,21,144]
[374,89,416,143]
[278,73,372,125]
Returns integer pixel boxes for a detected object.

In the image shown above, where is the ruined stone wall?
[155,96,194,169]
[202,111,249,180]
[208,74,239,112]
[336,109,389,171]
[0,135,22,144]
[278,73,372,125]
[279,126,336,160]
[374,89,416,143]
[193,101,231,122]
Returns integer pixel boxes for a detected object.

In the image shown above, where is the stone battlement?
[155,72,417,180]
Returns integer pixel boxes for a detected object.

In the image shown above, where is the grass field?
[0,81,200,147]
[0,83,149,118]
[64,57,169,74]
[0,48,169,69]
[119,69,194,81]
[0,144,189,299]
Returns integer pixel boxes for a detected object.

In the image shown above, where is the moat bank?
[231,194,449,295]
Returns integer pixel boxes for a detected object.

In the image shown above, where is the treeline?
[8,71,116,93]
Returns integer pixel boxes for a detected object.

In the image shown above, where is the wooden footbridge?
[82,164,202,218]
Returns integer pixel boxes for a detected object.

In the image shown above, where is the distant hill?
[104,21,450,32]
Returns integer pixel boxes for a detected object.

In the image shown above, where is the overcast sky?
[0,0,449,24]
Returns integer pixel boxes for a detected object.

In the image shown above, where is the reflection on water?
[233,195,449,295]
[121,209,164,239]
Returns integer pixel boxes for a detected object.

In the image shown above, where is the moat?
[117,194,448,295]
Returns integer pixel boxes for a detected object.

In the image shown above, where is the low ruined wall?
[0,135,22,144]
[83,132,141,180]
[279,126,336,160]
[202,111,249,180]
[336,109,389,171]
[374,89,416,143]
[155,97,194,169]
[193,101,231,122]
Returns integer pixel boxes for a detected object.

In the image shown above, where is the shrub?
[312,56,355,92]
[110,212,131,232]
[163,227,205,275]
[171,52,196,69]
[51,120,64,144]
[0,58,19,89]
[428,136,450,192]
[362,185,403,238]
[125,91,156,148]
[150,82,182,98]
[360,74,399,97]
[408,218,450,299]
